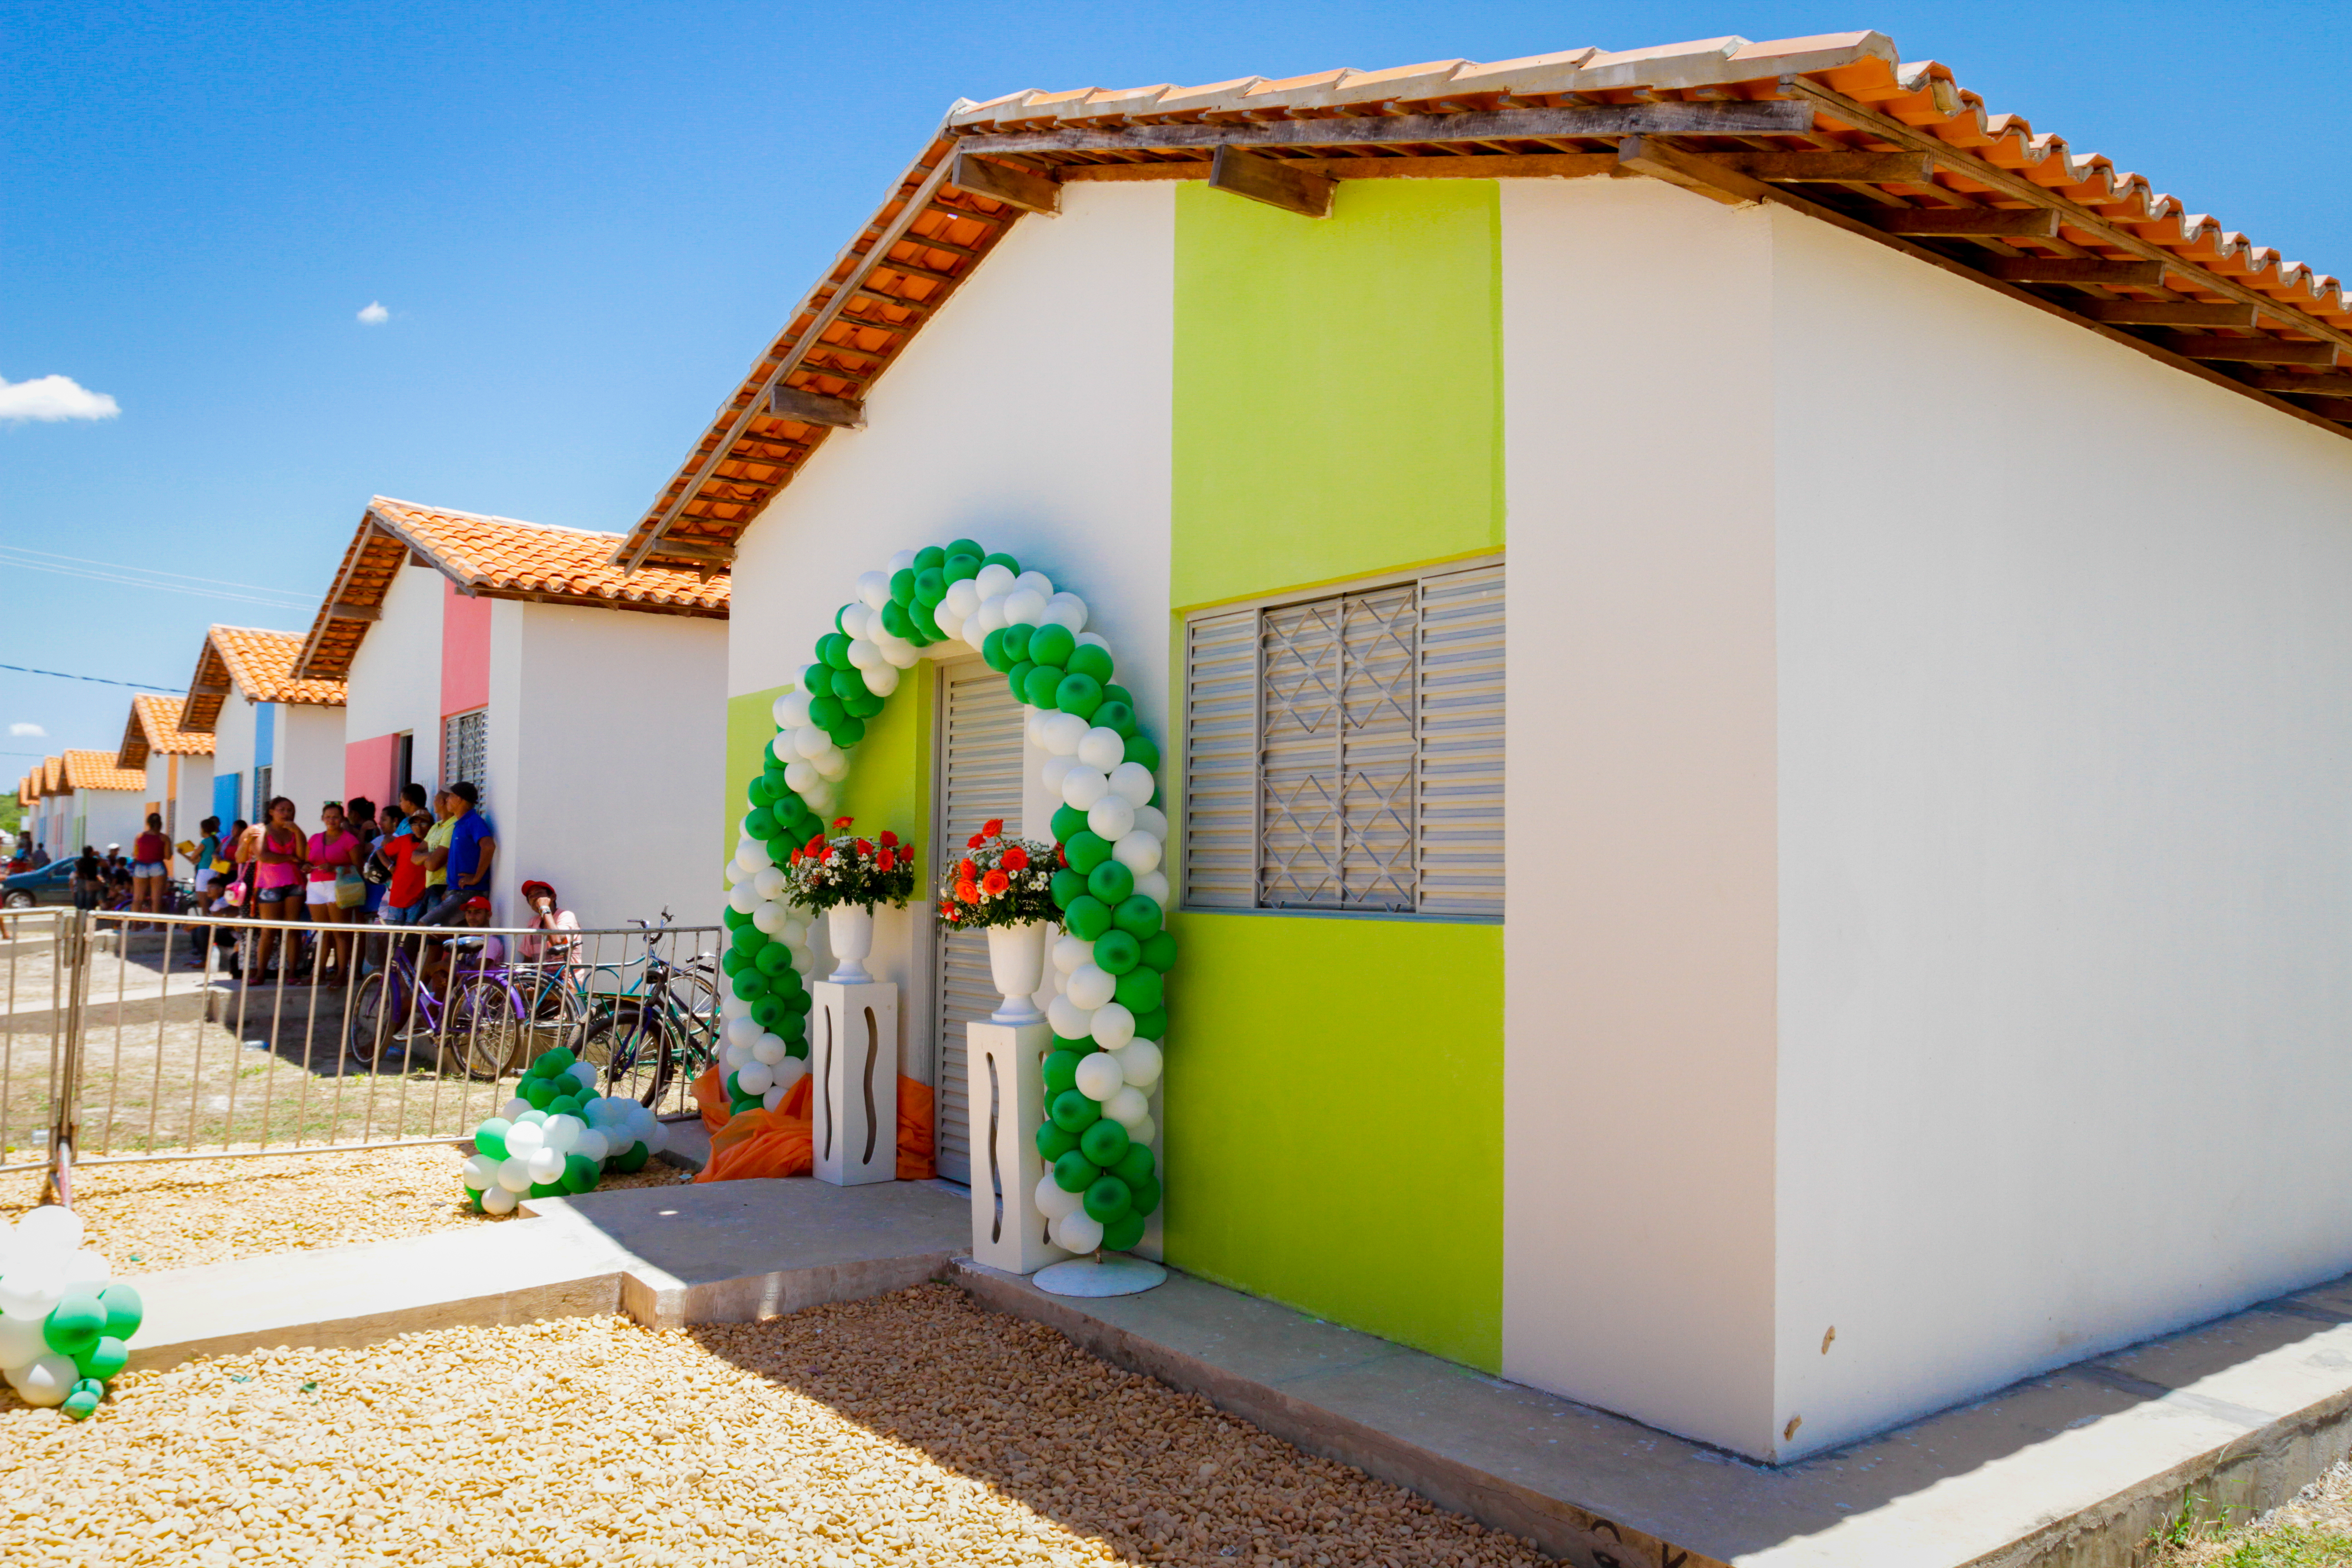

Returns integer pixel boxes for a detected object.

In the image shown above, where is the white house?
[291,496,729,927]
[115,693,215,848]
[608,31,2352,1465]
[177,627,347,834]
[39,751,150,859]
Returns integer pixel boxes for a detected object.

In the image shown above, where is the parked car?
[2,861,74,908]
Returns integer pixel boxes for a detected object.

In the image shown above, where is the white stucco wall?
[208,693,259,825]
[1768,206,2352,1457]
[489,599,727,931]
[1497,176,1784,1457]
[73,789,147,856]
[274,704,348,827]
[142,752,216,846]
[729,178,1175,1051]
[343,559,447,781]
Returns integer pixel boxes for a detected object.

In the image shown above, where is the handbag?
[335,868,367,908]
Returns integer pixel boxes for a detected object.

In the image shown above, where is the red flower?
[939,900,956,919]
[959,858,977,881]
[806,834,825,855]
[966,832,983,849]
[1057,843,1068,867]
[982,868,1009,895]
[981,818,1005,838]
[877,848,895,872]
[1002,845,1029,872]
[789,850,802,865]
[854,838,873,858]
[879,831,899,847]
[956,879,980,904]
[820,845,835,863]
[832,816,853,829]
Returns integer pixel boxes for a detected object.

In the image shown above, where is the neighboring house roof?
[60,750,145,794]
[41,757,64,796]
[118,692,217,770]
[614,29,2352,573]
[178,625,347,735]
[295,496,731,681]
[17,774,34,809]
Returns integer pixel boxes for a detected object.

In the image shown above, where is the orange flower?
[956,879,980,904]
[982,868,1009,895]
[958,858,977,881]
[982,818,1004,838]
[832,816,853,829]
[966,833,984,849]
[1001,845,1029,872]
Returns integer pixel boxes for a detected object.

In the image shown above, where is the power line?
[0,663,180,691]
[0,545,316,611]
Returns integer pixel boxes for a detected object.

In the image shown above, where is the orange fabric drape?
[693,1072,936,1184]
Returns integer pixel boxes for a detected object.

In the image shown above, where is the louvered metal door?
[930,661,1027,1183]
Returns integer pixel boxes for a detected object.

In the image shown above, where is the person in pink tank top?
[249,796,306,985]
[305,800,362,986]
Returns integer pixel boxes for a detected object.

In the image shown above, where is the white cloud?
[357,301,389,325]
[9,723,44,738]
[0,375,120,423]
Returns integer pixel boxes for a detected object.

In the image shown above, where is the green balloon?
[61,1388,101,1421]
[1043,1049,1083,1097]
[774,1010,808,1044]
[1055,673,1103,720]
[1115,967,1163,1012]
[751,996,787,1029]
[1027,623,1076,669]
[617,1141,651,1172]
[562,1153,601,1195]
[1067,643,1114,683]
[1066,831,1111,874]
[1092,700,1137,739]
[1113,1142,1155,1186]
[1078,1116,1130,1168]
[1132,1004,1169,1039]
[1093,929,1141,975]
[946,536,985,563]
[1022,665,1063,708]
[521,1078,556,1109]
[98,1284,143,1340]
[529,1180,563,1199]
[1052,1149,1102,1193]
[1035,1122,1079,1162]
[801,663,832,696]
[746,775,777,808]
[913,544,946,572]
[1050,1088,1101,1133]
[1052,1032,1093,1053]
[1124,735,1161,770]
[829,666,868,701]
[1000,623,1034,664]
[981,627,1014,673]
[1102,1210,1147,1252]
[879,599,915,639]
[722,905,750,930]
[752,945,789,978]
[914,567,948,606]
[1141,930,1179,972]
[944,553,980,584]
[1049,867,1087,909]
[732,969,770,1000]
[545,1047,577,1074]
[778,987,813,1016]
[474,1119,512,1161]
[1112,894,1163,938]
[1083,1175,1133,1223]
[1127,1171,1162,1217]
[819,632,853,669]
[1063,895,1112,941]
[1087,859,1134,905]
[1049,804,1089,842]
[733,925,769,958]
[75,1336,129,1382]
[1004,659,1036,704]
[889,567,919,603]
[981,550,1021,575]
[808,692,847,730]
[841,688,884,720]
[1102,683,1133,710]
[44,1292,105,1354]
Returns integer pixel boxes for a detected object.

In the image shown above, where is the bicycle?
[563,911,721,1107]
[347,927,531,1077]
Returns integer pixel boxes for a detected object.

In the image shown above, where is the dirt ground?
[0,1143,687,1274]
[2154,1460,2352,1565]
[0,1285,1548,1567]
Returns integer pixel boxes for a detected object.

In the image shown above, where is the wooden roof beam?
[953,98,1813,157]
[947,152,1061,216]
[1991,258,2171,287]
[1208,146,1333,217]
[2245,372,2352,396]
[768,387,866,429]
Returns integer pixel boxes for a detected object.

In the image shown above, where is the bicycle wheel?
[450,978,529,1081]
[348,970,399,1066]
[516,969,587,1056]
[579,1000,676,1108]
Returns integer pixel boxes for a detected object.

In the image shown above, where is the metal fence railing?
[1,906,722,1199]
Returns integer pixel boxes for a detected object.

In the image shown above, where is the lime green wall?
[724,676,934,873]
[723,686,789,874]
[1165,179,1506,1369]
[1170,179,1504,611]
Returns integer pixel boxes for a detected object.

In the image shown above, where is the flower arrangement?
[783,817,916,912]
[936,819,1059,931]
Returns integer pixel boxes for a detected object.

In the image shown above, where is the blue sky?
[5,0,2347,763]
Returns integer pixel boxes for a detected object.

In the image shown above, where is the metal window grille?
[251,766,272,815]
[1184,562,1504,919]
[442,710,487,808]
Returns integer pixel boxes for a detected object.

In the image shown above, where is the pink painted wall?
[440,579,492,717]
[344,734,400,810]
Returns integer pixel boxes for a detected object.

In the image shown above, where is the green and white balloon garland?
[457,1046,671,1213]
[0,1205,142,1419]
[718,539,1171,1253]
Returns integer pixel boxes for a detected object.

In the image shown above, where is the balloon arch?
[715,540,1171,1254]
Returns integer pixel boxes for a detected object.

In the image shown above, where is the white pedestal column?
[967,1017,1073,1274]
[811,980,898,1186]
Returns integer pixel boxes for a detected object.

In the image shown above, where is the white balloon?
[847,637,884,670]
[483,1184,521,1215]
[1062,768,1109,811]
[768,735,797,769]
[1012,568,1054,598]
[877,635,921,670]
[575,1129,611,1165]
[738,1060,775,1095]
[61,1249,112,1285]
[751,1033,788,1065]
[567,1060,599,1089]
[794,726,832,761]
[1065,965,1115,1010]
[500,1095,532,1121]
[15,1353,77,1408]
[0,1313,46,1372]
[542,1116,583,1154]
[753,865,786,901]
[971,595,1010,640]
[1047,995,1093,1039]
[1051,934,1092,973]
[780,915,811,944]
[727,882,759,914]
[1051,1210,1105,1254]
[645,1120,671,1155]
[1090,1002,1137,1050]
[857,570,893,611]
[1088,796,1135,843]
[1075,631,1111,652]
[1043,593,1089,631]
[720,995,750,1022]
[800,779,838,815]
[773,1056,809,1089]
[1112,830,1162,875]
[1036,1174,1084,1220]
[773,690,813,730]
[1043,712,1089,756]
[974,563,1017,599]
[0,1268,63,1323]
[527,1147,567,1184]
[1077,727,1125,771]
[1133,804,1169,841]
[812,747,849,781]
[791,948,815,976]
[782,759,818,795]
[1002,587,1048,626]
[1105,1085,1150,1128]
[886,549,917,573]
[863,662,900,697]
[1025,708,1053,745]
[737,835,774,867]
[840,604,876,641]
[17,1206,83,1252]
[505,1121,546,1158]
[942,578,983,622]
[497,1157,534,1193]
[1111,1037,1162,1090]
[1041,756,1077,795]
[1109,761,1156,808]
[1133,870,1171,906]
[752,900,788,935]
[762,1083,787,1112]
[1123,1113,1157,1147]
[723,1041,752,1072]
[932,605,965,641]
[1073,1052,1125,1101]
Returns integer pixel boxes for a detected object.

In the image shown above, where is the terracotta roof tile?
[60,750,145,793]
[178,626,346,735]
[619,30,2352,570]
[119,693,215,771]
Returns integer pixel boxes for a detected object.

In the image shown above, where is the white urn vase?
[827,903,876,985]
[985,920,1048,1024]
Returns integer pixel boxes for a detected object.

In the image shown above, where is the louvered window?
[442,709,487,808]
[1184,561,1503,919]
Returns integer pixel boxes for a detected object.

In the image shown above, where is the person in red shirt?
[131,813,171,930]
[381,809,433,926]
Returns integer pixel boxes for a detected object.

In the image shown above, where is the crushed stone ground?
[2156,1457,2352,1564]
[0,1285,1548,1567]
[0,1145,686,1274]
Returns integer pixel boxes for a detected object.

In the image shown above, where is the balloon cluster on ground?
[0,1205,142,1418]
[459,1047,671,1213]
